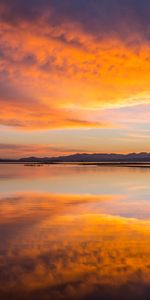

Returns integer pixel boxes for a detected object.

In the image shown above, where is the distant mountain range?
[0,152,150,163]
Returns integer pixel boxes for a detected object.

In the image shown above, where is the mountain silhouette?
[0,152,150,163]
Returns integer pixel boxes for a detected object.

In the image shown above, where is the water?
[0,164,150,299]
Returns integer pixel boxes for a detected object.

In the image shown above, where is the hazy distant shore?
[1,155,150,166]
[0,152,150,166]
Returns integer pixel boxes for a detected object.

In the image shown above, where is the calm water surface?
[0,164,150,299]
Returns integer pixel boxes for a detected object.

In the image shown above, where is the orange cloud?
[0,143,96,158]
[0,19,150,130]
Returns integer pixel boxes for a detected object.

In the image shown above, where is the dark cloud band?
[1,0,150,42]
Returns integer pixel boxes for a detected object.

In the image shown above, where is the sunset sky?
[0,0,150,158]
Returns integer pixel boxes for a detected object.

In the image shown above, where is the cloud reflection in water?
[0,192,149,300]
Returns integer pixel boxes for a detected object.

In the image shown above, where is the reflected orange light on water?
[0,191,149,299]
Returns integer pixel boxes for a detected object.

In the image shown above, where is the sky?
[0,0,150,158]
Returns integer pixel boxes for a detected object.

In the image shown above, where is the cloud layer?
[0,0,150,130]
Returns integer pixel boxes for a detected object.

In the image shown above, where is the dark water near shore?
[0,164,150,299]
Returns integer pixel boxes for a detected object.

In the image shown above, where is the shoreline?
[0,161,150,167]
